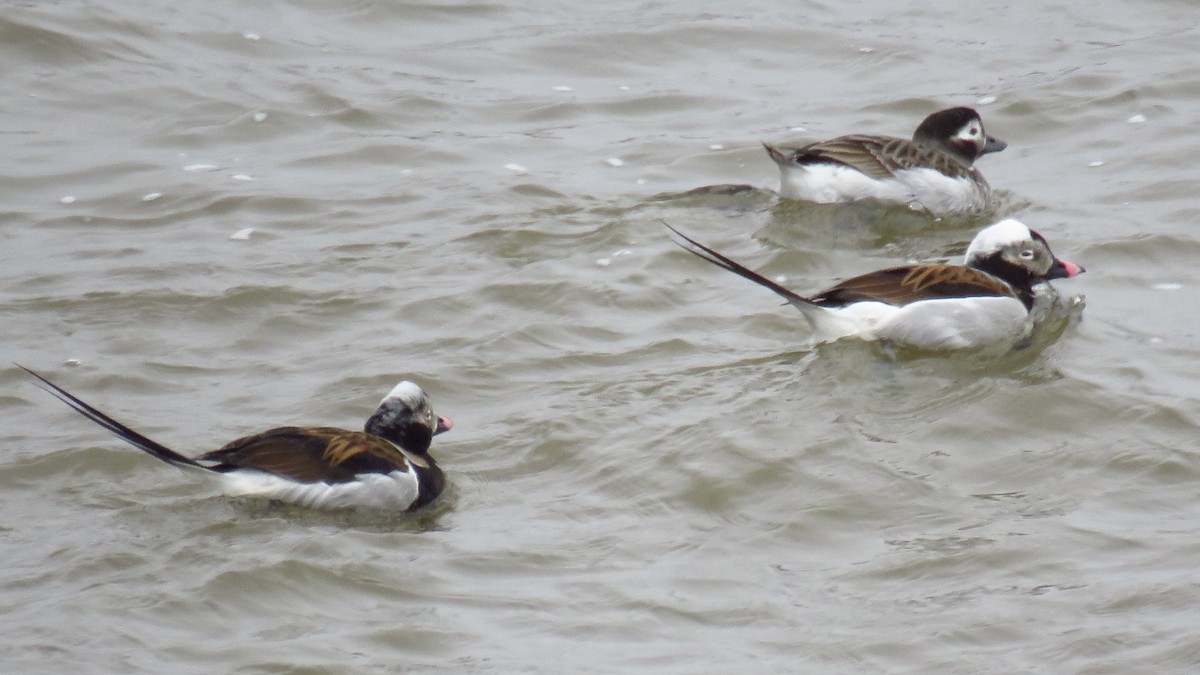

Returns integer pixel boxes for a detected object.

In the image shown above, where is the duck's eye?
[1019,249,1035,260]
[424,409,433,420]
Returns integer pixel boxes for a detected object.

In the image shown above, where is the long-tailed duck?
[763,107,1006,215]
[668,219,1084,351]
[21,367,453,511]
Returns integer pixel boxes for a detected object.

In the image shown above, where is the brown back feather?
[199,426,415,484]
[791,135,975,179]
[811,264,1017,307]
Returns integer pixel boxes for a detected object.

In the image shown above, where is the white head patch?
[381,380,426,408]
[966,219,1032,260]
[954,119,983,143]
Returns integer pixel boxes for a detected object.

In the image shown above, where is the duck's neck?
[970,257,1036,310]
[406,459,444,511]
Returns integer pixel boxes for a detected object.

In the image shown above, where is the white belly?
[778,164,990,214]
[875,297,1029,349]
[779,164,913,204]
[894,167,991,214]
[801,296,1029,351]
[217,469,421,510]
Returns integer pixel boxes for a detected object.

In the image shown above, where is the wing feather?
[783,135,975,180]
[199,427,413,483]
[811,264,1016,307]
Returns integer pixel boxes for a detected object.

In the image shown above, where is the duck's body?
[196,424,446,511]
[764,107,1006,214]
[668,219,1084,351]
[799,273,1031,350]
[22,368,452,511]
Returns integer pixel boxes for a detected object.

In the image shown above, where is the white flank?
[777,163,989,214]
[873,296,1030,350]
[791,296,1029,350]
[778,164,912,204]
[218,469,420,510]
[893,168,989,214]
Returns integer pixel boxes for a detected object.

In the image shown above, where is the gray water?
[3,1,1200,672]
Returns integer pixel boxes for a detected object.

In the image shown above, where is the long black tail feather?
[664,223,816,307]
[18,365,207,470]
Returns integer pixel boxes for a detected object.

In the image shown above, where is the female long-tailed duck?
[763,107,1007,215]
[21,367,453,511]
[668,219,1084,351]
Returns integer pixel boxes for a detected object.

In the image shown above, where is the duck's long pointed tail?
[18,365,208,471]
[761,141,793,167]
[664,223,823,329]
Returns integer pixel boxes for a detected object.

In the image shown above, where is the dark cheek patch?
[950,139,973,155]
[397,424,434,454]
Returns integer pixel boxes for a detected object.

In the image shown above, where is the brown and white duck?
[668,219,1084,351]
[21,366,453,511]
[763,106,1007,215]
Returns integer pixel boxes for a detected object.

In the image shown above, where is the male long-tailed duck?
[21,366,452,511]
[763,107,1007,215]
[668,219,1084,351]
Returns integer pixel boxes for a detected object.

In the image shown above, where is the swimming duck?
[668,219,1084,351]
[763,106,1006,214]
[21,366,453,511]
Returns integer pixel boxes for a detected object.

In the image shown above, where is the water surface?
[3,1,1200,672]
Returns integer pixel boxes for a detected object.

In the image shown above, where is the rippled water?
[4,1,1200,672]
